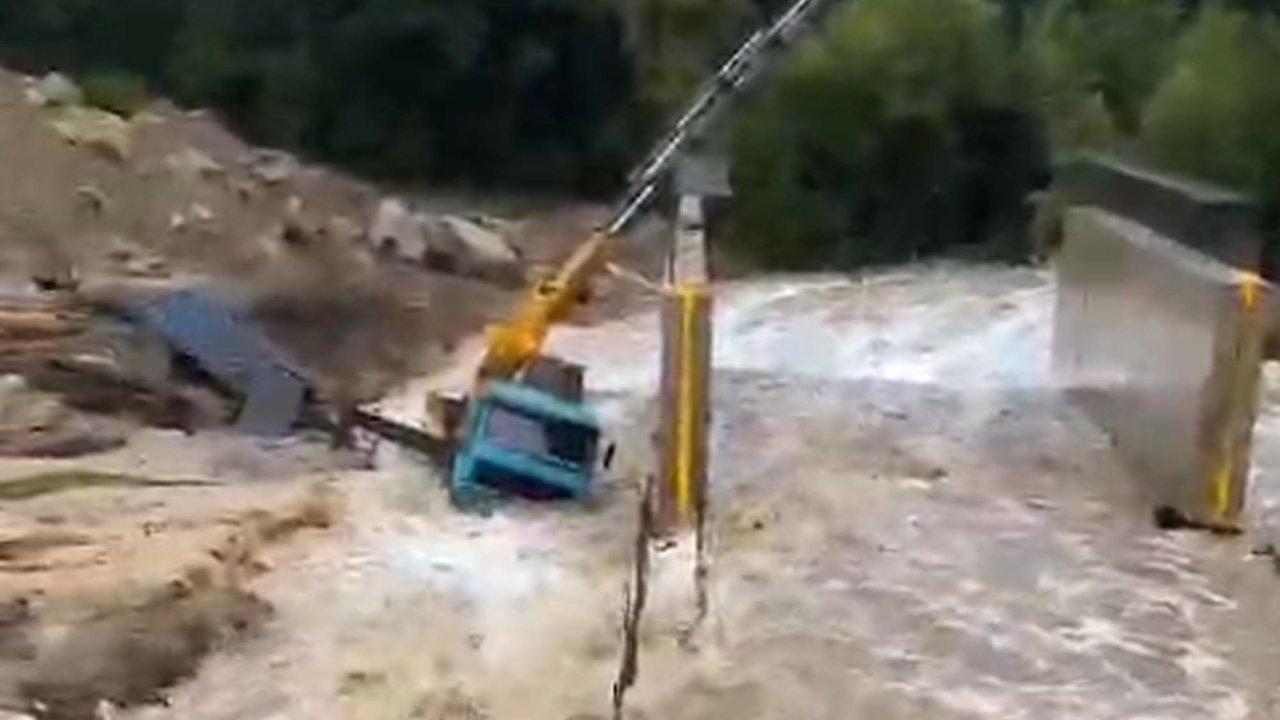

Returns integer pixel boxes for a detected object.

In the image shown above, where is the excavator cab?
[450,359,603,507]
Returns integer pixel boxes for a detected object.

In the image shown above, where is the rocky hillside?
[0,67,643,411]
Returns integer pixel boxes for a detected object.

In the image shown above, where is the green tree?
[617,0,759,118]
[1142,5,1280,191]
[0,0,643,192]
[730,0,1047,268]
[1141,3,1280,272]
[1026,0,1180,147]
[81,69,149,115]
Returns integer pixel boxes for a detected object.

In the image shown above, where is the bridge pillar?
[1054,207,1271,527]
[655,194,714,534]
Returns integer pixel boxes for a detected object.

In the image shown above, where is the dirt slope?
[0,66,538,407]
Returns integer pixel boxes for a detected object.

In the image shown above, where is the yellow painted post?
[656,282,712,532]
[1209,271,1268,524]
[674,283,711,524]
[655,193,713,535]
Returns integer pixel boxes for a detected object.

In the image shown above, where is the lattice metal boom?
[606,0,831,236]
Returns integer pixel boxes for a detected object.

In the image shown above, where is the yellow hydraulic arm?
[473,0,829,386]
[477,230,610,381]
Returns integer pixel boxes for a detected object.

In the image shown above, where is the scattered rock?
[366,203,525,283]
[186,563,216,589]
[291,482,339,531]
[922,465,948,481]
[338,669,386,696]
[280,221,310,248]
[277,197,313,247]
[48,107,131,162]
[428,215,524,285]
[729,505,777,533]
[0,597,33,627]
[0,375,34,413]
[369,198,427,262]
[74,185,109,215]
[34,72,83,107]
[0,427,128,460]
[165,148,224,181]
[1249,543,1280,572]
[233,181,255,203]
[440,215,519,264]
[103,238,136,265]
[0,531,93,561]
[94,699,119,720]
[123,256,169,279]
[422,243,459,274]
[189,204,214,223]
[169,204,215,235]
[243,149,296,185]
[29,260,79,293]
[1024,496,1055,511]
[131,111,165,126]
[1153,505,1242,535]
[427,686,489,720]
[329,216,364,247]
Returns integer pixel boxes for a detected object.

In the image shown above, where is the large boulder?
[328,215,364,247]
[34,72,83,107]
[428,215,524,286]
[48,107,131,162]
[166,148,225,181]
[242,149,296,185]
[368,199,427,262]
[0,375,68,433]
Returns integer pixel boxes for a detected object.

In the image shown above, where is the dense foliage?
[0,0,765,189]
[732,0,1048,267]
[730,0,1280,267]
[2,0,1279,268]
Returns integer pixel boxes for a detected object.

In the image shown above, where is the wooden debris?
[0,310,86,340]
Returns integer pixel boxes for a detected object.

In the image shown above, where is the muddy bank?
[0,460,340,719]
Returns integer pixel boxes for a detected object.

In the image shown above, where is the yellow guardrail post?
[1209,271,1268,525]
[675,283,711,523]
[656,195,713,534]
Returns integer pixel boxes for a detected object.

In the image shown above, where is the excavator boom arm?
[478,231,609,380]
[475,0,831,384]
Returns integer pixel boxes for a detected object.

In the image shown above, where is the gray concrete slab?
[1054,207,1270,525]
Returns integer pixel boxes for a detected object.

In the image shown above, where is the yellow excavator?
[436,0,831,506]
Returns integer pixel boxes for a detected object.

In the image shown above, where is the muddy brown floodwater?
[128,263,1280,720]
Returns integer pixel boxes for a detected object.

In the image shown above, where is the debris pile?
[0,298,188,450]
[0,65,577,460]
[367,198,526,287]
